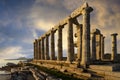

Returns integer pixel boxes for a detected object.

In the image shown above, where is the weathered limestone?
[33,41,36,60]
[67,17,74,62]
[57,26,63,61]
[81,3,93,68]
[50,28,55,60]
[35,39,39,60]
[38,39,41,60]
[76,24,82,61]
[96,34,102,60]
[45,35,49,60]
[91,32,96,61]
[41,37,45,60]
[101,35,105,60]
[111,33,118,62]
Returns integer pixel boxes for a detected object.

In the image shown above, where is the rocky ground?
[0,62,35,80]
[11,71,35,80]
[0,74,11,80]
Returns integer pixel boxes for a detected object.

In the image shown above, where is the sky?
[0,0,120,59]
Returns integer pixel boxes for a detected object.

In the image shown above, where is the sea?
[0,59,25,80]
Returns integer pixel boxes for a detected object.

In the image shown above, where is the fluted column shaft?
[41,38,45,60]
[101,35,105,60]
[51,29,55,60]
[38,39,41,60]
[96,34,101,60]
[57,26,63,61]
[45,35,49,60]
[111,33,118,61]
[76,24,82,61]
[33,42,36,60]
[91,33,96,61]
[35,39,39,60]
[81,4,93,68]
[67,18,74,62]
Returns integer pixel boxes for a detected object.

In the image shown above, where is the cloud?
[0,46,26,59]
[29,0,120,54]
[0,0,120,59]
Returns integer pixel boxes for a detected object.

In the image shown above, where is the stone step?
[89,64,120,71]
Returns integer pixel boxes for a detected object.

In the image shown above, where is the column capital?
[91,29,101,34]
[76,24,82,29]
[67,16,72,22]
[38,37,42,40]
[51,28,56,33]
[41,36,45,39]
[81,2,93,14]
[45,34,50,37]
[111,33,118,36]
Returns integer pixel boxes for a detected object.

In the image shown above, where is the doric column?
[33,41,36,60]
[45,34,49,60]
[81,3,93,68]
[76,24,82,61]
[38,39,41,60]
[41,37,45,60]
[67,17,74,62]
[57,26,63,61]
[37,39,40,60]
[101,35,105,60]
[50,28,55,60]
[35,39,39,60]
[91,32,96,61]
[96,34,102,60]
[111,33,118,62]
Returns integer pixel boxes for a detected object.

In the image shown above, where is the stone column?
[67,17,74,62]
[35,39,39,60]
[111,33,118,62]
[41,37,45,60]
[96,34,101,60]
[37,39,40,60]
[76,24,82,61]
[33,41,36,60]
[57,26,63,61]
[50,28,55,60]
[38,39,41,60]
[91,32,96,61]
[45,34,49,60]
[101,35,105,60]
[81,3,93,68]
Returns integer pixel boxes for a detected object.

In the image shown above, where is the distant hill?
[5,57,28,60]
[17,57,28,60]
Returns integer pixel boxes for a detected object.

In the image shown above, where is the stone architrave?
[50,28,55,60]
[45,35,49,60]
[111,33,118,62]
[41,37,45,60]
[57,26,63,61]
[67,17,74,62]
[76,24,82,61]
[81,3,93,68]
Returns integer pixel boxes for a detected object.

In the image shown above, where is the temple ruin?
[32,2,120,79]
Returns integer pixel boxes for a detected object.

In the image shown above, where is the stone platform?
[89,64,120,80]
[32,60,120,79]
